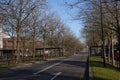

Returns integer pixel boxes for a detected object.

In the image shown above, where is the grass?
[0,63,18,71]
[0,56,57,71]
[90,56,120,80]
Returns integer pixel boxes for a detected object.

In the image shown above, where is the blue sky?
[46,0,84,41]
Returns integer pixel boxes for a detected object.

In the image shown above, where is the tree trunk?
[32,23,37,60]
[16,31,20,63]
[108,38,111,63]
[43,35,46,59]
[111,32,115,66]
[33,34,36,61]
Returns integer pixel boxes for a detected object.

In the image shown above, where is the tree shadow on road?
[0,69,35,78]
[62,57,89,80]
[62,60,86,67]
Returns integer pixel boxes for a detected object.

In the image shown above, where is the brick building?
[3,37,43,49]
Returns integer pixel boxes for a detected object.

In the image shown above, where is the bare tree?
[0,0,46,63]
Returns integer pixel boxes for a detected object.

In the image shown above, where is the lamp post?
[100,0,106,67]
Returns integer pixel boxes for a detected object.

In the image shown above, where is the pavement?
[89,67,93,80]
[0,52,92,80]
[89,55,93,80]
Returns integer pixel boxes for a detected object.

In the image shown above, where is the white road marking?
[50,72,62,80]
[32,58,71,76]
[33,62,61,75]
[63,58,71,61]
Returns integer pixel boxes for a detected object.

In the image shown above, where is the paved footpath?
[0,52,89,80]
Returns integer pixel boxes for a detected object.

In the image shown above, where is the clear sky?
[46,0,84,41]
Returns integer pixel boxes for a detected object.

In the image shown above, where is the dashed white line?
[33,62,61,75]
[50,72,62,80]
[32,58,71,76]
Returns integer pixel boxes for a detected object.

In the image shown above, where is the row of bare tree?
[0,0,83,63]
[66,0,120,68]
[82,0,120,67]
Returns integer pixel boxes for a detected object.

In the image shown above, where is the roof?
[2,32,10,38]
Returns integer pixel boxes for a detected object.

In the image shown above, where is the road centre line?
[50,72,62,80]
[32,58,71,76]
[33,62,61,75]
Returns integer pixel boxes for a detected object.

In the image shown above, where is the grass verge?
[90,56,120,80]
[0,64,18,71]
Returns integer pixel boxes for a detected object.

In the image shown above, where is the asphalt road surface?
[0,52,89,80]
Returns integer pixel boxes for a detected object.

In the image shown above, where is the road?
[0,52,89,80]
